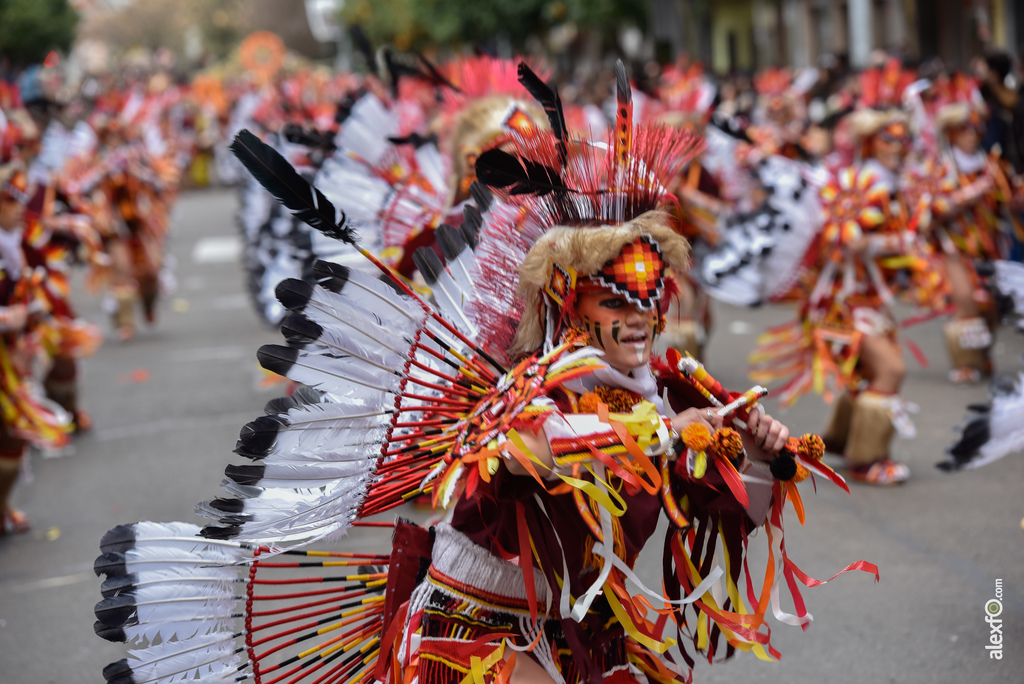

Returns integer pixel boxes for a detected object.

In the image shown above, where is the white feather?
[127,633,241,684]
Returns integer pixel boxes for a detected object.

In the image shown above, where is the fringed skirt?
[397,524,641,684]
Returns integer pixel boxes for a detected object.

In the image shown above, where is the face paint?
[574,291,657,373]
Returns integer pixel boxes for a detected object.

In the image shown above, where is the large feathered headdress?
[465,60,704,354]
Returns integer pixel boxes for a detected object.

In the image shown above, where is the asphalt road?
[0,188,1021,683]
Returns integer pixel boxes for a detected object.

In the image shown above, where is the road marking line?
[93,411,258,442]
[192,236,242,264]
[168,345,250,363]
[6,570,95,594]
[213,294,249,310]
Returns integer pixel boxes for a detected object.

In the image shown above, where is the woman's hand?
[670,407,723,434]
[745,407,790,453]
[0,304,29,333]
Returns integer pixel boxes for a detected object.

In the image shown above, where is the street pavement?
[0,188,1021,683]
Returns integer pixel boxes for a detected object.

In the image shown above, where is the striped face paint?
[575,291,657,373]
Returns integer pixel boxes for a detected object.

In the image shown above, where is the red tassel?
[515,501,539,622]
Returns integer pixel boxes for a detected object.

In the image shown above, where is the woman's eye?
[599,298,625,309]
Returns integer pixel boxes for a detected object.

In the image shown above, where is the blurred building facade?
[653,0,1023,74]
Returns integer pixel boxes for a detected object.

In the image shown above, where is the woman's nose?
[624,305,648,324]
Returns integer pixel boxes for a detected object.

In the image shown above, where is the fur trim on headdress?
[445,95,547,209]
[0,161,20,187]
[848,108,910,141]
[511,211,689,354]
[935,102,982,133]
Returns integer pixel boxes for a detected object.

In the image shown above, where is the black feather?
[225,464,267,487]
[292,385,325,405]
[461,205,482,249]
[475,148,566,196]
[95,594,137,627]
[312,259,352,286]
[200,524,243,540]
[257,344,300,377]
[201,498,251,526]
[311,260,352,294]
[207,498,246,514]
[102,659,134,682]
[230,129,356,243]
[235,415,287,458]
[435,224,467,262]
[281,313,325,347]
[95,624,128,644]
[468,180,492,213]
[100,574,138,599]
[387,132,439,149]
[264,396,300,416]
[947,417,990,464]
[94,551,127,577]
[282,123,336,151]
[100,525,137,554]
[416,51,460,92]
[517,62,568,167]
[413,247,445,286]
[615,60,632,107]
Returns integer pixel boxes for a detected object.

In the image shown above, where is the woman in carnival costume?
[0,160,73,534]
[923,76,1024,383]
[92,62,876,684]
[750,68,940,486]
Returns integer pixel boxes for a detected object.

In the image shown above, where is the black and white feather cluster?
[235,132,319,327]
[942,372,1024,472]
[194,258,472,544]
[92,522,248,683]
[697,155,822,306]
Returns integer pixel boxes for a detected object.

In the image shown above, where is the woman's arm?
[503,407,727,477]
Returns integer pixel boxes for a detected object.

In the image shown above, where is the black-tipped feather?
[281,313,325,347]
[517,63,568,167]
[96,623,128,644]
[461,205,482,248]
[100,525,137,554]
[275,278,316,311]
[263,396,299,416]
[475,148,566,196]
[235,415,287,458]
[95,552,128,577]
[100,574,138,598]
[413,247,446,286]
[200,524,243,540]
[312,259,351,284]
[435,224,468,262]
[615,60,632,107]
[282,123,336,151]
[257,344,299,377]
[230,129,356,243]
[225,464,267,487]
[95,593,138,627]
[468,181,492,213]
[102,659,134,683]
[387,132,439,149]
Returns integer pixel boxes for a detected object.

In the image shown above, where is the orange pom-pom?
[710,427,743,460]
[680,422,713,451]
[579,392,601,414]
[799,433,825,461]
[793,462,810,483]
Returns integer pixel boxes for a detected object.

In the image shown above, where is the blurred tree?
[341,0,645,53]
[80,0,247,61]
[79,0,326,64]
[0,0,79,67]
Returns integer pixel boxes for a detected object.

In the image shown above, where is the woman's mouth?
[621,332,647,347]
